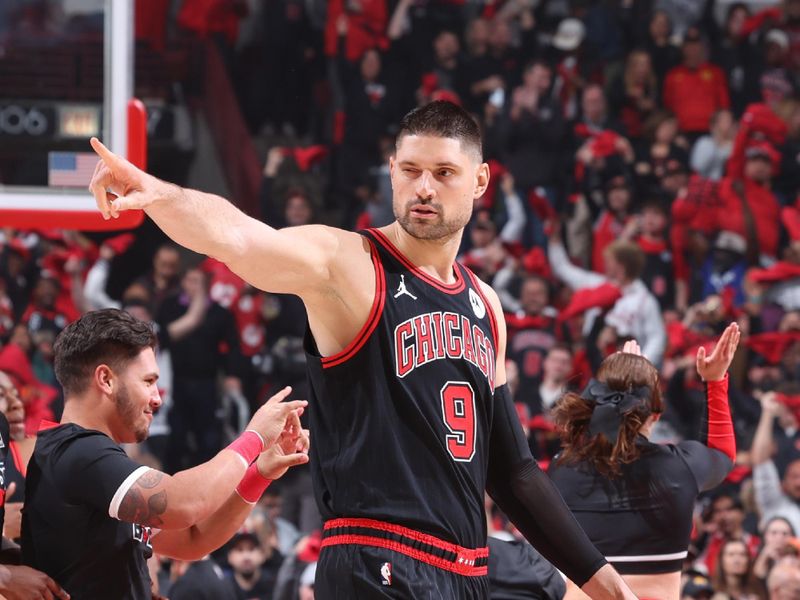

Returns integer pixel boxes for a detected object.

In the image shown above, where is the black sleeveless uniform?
[305,229,498,597]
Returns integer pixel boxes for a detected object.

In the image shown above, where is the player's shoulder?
[474,276,499,303]
[470,273,504,323]
[282,225,373,272]
[38,424,122,460]
[284,223,363,248]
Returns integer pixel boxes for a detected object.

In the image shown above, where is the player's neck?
[60,396,116,441]
[384,223,462,284]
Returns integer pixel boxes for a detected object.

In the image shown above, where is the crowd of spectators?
[4,0,800,598]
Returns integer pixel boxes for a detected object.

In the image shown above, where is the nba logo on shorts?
[380,562,392,586]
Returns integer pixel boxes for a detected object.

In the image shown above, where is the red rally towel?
[557,283,622,322]
[748,262,800,284]
[745,331,800,364]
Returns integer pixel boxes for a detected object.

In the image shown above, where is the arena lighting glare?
[58,105,101,139]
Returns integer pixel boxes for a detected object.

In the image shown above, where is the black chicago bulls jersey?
[305,228,498,549]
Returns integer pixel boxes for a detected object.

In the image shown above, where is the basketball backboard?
[0,0,145,231]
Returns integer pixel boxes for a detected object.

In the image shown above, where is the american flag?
[48,152,99,188]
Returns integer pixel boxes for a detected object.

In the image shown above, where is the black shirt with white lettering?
[22,424,153,599]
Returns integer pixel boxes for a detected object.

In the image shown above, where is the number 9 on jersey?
[440,381,477,462]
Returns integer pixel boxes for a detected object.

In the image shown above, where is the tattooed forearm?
[118,475,168,527]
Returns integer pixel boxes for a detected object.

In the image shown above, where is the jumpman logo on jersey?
[393,275,417,300]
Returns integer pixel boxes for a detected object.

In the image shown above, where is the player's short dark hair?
[396,101,483,161]
[54,308,157,396]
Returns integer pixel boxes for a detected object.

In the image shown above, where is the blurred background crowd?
[3,0,800,598]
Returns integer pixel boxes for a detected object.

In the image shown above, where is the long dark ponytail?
[552,352,663,477]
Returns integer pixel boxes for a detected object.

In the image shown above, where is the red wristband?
[236,462,272,504]
[227,430,265,467]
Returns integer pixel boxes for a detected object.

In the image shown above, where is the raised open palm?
[696,322,740,382]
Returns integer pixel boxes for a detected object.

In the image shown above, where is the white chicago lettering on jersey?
[393,310,495,388]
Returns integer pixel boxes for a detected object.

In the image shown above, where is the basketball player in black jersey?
[88,101,635,599]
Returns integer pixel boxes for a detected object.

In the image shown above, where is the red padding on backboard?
[127,98,147,170]
[0,98,148,231]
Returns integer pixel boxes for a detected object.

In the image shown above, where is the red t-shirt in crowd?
[592,211,633,274]
[324,0,388,62]
[663,63,730,133]
[713,178,780,259]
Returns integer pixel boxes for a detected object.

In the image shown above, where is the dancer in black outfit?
[549,323,740,600]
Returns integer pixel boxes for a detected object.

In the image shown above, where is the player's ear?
[474,162,490,200]
[94,364,114,395]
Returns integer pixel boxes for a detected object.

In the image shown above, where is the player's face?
[391,135,488,242]
[114,348,161,443]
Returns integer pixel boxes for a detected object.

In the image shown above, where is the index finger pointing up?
[90,137,121,167]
